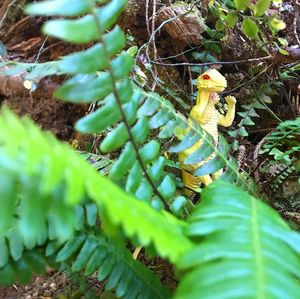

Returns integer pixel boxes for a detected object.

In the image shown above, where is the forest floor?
[0,0,299,298]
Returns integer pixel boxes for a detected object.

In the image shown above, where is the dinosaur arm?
[196,93,219,124]
[217,96,236,127]
[200,102,216,124]
[190,103,214,125]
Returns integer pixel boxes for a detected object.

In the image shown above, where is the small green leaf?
[26,0,93,16]
[109,143,136,180]
[138,97,160,117]
[72,236,98,271]
[225,12,238,28]
[278,48,289,56]
[131,117,150,145]
[86,204,98,227]
[149,109,174,129]
[184,135,214,164]
[43,16,99,44]
[204,43,221,54]
[42,0,127,43]
[234,0,251,10]
[215,19,225,31]
[253,0,271,16]
[192,51,217,62]
[169,130,200,153]
[261,94,272,103]
[278,38,288,47]
[0,264,14,284]
[127,46,138,57]
[171,196,187,215]
[126,162,143,193]
[238,126,249,137]
[55,54,133,103]
[206,27,224,40]
[135,180,153,202]
[58,26,125,74]
[242,18,259,38]
[149,157,166,183]
[7,229,24,261]
[56,235,85,262]
[158,175,176,199]
[100,124,128,153]
[269,17,286,31]
[76,99,120,133]
[140,140,160,164]
[243,117,255,126]
[232,140,239,151]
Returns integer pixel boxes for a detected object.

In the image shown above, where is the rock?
[157,3,205,45]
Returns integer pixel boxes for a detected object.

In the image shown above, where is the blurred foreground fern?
[0,0,300,298]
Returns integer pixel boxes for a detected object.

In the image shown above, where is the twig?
[155,45,202,61]
[136,4,198,65]
[151,0,158,91]
[35,36,48,62]
[248,128,275,133]
[151,55,273,67]
[223,64,272,95]
[253,87,282,122]
[294,14,300,47]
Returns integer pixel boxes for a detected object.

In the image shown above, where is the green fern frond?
[175,181,300,299]
[51,232,171,299]
[1,230,171,299]
[0,109,192,265]
[260,117,300,164]
[22,0,179,210]
[0,0,257,206]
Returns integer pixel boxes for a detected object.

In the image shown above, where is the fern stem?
[91,9,170,211]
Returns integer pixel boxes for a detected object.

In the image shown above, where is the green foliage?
[242,18,259,38]
[175,181,300,299]
[0,109,191,263]
[211,0,285,48]
[229,80,280,151]
[234,0,251,11]
[259,118,300,192]
[1,109,300,298]
[0,0,300,298]
[260,118,300,166]
[51,232,172,299]
[5,0,257,204]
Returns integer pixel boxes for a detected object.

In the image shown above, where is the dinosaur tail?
[182,169,202,197]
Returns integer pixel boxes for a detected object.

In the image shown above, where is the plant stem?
[92,9,170,211]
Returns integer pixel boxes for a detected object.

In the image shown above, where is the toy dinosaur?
[179,69,236,196]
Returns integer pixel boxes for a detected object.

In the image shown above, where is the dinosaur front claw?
[209,92,220,104]
[225,96,236,105]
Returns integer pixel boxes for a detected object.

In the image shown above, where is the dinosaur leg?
[211,169,223,180]
[198,175,213,186]
[182,169,201,197]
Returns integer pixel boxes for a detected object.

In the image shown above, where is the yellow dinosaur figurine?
[179,69,236,196]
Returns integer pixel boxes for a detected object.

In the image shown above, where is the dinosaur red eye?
[203,74,210,80]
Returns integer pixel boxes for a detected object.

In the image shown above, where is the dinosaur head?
[196,69,227,92]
